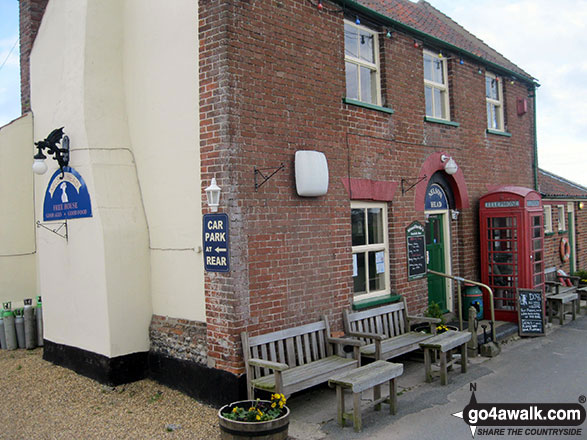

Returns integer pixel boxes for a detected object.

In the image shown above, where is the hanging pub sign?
[425,184,448,210]
[406,221,427,280]
[517,289,545,337]
[203,213,230,272]
[43,167,92,221]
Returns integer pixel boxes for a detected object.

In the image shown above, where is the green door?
[426,214,447,311]
[568,210,575,273]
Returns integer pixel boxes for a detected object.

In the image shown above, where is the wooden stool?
[547,292,578,324]
[419,330,471,385]
[328,360,403,432]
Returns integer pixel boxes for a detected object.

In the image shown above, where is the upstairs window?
[557,205,566,231]
[486,72,504,131]
[344,20,380,105]
[423,50,450,120]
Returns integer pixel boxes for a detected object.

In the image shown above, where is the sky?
[0,0,586,186]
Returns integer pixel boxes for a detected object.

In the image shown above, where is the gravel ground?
[0,348,221,440]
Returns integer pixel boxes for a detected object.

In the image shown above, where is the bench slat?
[361,332,433,358]
[419,331,472,352]
[328,360,403,393]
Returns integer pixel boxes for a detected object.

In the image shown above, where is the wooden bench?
[545,267,580,323]
[419,330,471,385]
[343,298,440,362]
[328,360,403,432]
[241,316,363,400]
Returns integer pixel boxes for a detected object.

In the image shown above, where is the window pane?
[368,250,386,291]
[367,208,383,244]
[359,30,374,63]
[344,23,358,58]
[423,53,433,81]
[345,62,358,100]
[486,76,498,99]
[353,252,366,294]
[351,208,366,246]
[359,66,375,104]
[433,58,444,84]
[425,86,433,117]
[433,88,443,118]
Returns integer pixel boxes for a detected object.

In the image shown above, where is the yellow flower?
[256,415,261,421]
[248,407,255,412]
[232,407,238,413]
[271,402,276,408]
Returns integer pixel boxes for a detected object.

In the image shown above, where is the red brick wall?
[199,0,536,374]
[19,0,49,114]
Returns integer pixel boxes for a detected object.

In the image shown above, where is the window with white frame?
[486,72,504,131]
[423,50,450,120]
[543,205,553,234]
[351,202,389,299]
[344,20,380,105]
[557,205,566,231]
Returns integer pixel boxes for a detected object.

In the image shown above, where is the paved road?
[290,316,587,440]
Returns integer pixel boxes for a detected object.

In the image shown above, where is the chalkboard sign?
[517,289,545,337]
[406,221,427,280]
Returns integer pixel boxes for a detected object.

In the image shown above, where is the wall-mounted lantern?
[205,177,221,212]
[33,127,69,177]
[441,154,458,175]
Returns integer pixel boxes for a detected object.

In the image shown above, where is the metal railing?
[427,270,497,343]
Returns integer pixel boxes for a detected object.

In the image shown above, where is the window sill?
[424,116,460,127]
[352,294,401,310]
[558,230,568,235]
[545,231,555,237]
[343,98,394,115]
[486,129,512,137]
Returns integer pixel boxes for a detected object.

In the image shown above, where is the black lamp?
[33,127,70,177]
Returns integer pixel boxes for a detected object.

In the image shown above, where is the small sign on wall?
[43,167,92,221]
[406,221,427,280]
[203,213,230,272]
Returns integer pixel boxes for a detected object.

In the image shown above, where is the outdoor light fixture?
[205,177,221,212]
[441,154,458,175]
[579,201,585,210]
[33,127,69,177]
[451,209,460,220]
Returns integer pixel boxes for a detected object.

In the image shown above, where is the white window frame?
[486,72,505,131]
[543,205,553,234]
[351,201,389,300]
[423,50,450,120]
[557,205,566,231]
[344,20,381,105]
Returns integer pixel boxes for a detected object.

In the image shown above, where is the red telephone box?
[479,186,544,322]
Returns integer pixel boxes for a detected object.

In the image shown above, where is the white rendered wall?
[122,0,204,321]
[0,114,37,305]
[30,0,204,358]
[30,0,151,357]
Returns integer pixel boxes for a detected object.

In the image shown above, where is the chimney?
[19,0,49,114]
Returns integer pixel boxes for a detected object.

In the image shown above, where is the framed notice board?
[517,289,545,337]
[406,221,427,280]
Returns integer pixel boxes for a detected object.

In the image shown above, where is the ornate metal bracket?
[401,174,427,195]
[254,163,285,191]
[36,220,68,241]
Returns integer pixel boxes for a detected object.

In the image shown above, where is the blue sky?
[0,0,20,126]
[1,1,586,186]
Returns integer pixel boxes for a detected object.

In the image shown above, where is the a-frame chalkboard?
[517,289,545,337]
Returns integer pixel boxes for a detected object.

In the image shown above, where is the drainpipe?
[531,85,539,191]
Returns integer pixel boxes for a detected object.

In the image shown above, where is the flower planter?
[218,400,290,440]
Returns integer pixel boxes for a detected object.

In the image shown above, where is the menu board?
[517,289,545,337]
[406,221,427,280]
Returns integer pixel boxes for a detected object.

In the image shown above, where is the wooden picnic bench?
[328,360,403,432]
[343,297,440,361]
[419,330,471,385]
[544,267,580,324]
[241,316,363,400]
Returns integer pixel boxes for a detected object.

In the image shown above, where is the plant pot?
[218,400,290,440]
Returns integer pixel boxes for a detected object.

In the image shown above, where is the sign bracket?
[401,174,427,195]
[254,163,285,191]
[36,220,68,242]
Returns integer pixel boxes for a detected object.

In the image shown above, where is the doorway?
[426,214,447,311]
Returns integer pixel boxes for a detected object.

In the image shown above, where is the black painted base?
[148,352,246,407]
[43,339,148,386]
[42,340,246,406]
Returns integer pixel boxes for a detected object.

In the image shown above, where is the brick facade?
[19,0,49,114]
[149,316,208,365]
[199,0,536,376]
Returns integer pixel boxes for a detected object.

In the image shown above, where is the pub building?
[0,0,585,405]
